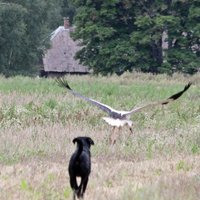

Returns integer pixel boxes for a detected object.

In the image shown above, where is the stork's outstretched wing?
[125,82,192,115]
[56,78,115,114]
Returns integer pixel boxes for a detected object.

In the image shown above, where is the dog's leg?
[70,176,78,200]
[70,176,78,190]
[81,177,89,198]
[77,176,89,199]
[73,190,76,200]
[77,177,83,199]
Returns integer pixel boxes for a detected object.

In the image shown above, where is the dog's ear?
[86,137,94,146]
[73,137,81,144]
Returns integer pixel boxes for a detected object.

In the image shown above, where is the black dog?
[68,137,94,199]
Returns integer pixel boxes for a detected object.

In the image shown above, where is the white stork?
[57,78,192,144]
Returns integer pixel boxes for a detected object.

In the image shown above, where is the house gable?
[43,20,88,74]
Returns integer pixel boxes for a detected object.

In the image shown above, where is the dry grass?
[0,72,200,200]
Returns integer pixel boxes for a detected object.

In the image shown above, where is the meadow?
[0,72,200,200]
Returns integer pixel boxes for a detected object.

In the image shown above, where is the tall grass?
[0,72,199,199]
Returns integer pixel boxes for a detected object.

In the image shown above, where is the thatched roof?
[43,25,89,73]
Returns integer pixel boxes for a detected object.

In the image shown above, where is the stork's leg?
[109,126,122,145]
[129,127,133,135]
[115,126,122,143]
[127,125,134,140]
[109,126,115,144]
[109,126,118,145]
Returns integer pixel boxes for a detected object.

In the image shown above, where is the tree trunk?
[150,38,163,73]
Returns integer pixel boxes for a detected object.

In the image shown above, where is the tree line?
[0,0,74,76]
[0,0,199,76]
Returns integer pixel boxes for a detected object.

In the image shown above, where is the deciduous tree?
[0,0,64,76]
[72,0,200,75]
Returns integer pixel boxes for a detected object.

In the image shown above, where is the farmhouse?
[42,18,89,77]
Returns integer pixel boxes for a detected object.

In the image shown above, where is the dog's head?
[73,137,94,148]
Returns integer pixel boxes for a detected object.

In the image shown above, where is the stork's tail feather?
[56,78,72,90]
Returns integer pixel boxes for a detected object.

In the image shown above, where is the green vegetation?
[1,1,199,76]
[0,0,75,76]
[0,73,199,199]
[72,0,200,75]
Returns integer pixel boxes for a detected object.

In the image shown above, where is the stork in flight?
[56,78,192,144]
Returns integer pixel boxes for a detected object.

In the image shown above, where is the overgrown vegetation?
[72,0,200,75]
[0,1,199,76]
[0,0,75,76]
[0,73,199,199]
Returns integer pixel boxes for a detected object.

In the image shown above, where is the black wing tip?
[184,81,192,91]
[56,77,72,90]
[162,81,192,105]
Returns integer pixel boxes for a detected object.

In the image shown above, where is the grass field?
[0,72,200,200]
